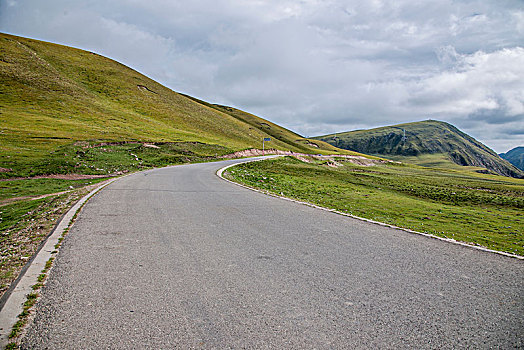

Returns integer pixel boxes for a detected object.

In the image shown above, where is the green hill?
[314,120,523,178]
[0,32,347,178]
[500,147,524,171]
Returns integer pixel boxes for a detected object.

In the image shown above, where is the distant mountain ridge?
[314,120,523,178]
[500,147,524,171]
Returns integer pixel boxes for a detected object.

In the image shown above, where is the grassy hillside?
[500,147,524,171]
[314,120,523,178]
[0,32,344,178]
[225,156,524,256]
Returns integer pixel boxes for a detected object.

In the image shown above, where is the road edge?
[0,177,120,348]
[216,158,524,261]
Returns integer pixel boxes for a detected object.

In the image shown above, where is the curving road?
[22,158,523,349]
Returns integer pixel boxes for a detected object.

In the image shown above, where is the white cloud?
[407,47,524,117]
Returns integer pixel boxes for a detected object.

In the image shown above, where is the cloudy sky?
[1,0,523,152]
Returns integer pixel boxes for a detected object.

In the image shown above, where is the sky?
[1,0,523,153]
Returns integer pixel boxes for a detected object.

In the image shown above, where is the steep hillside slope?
[0,33,343,177]
[500,147,524,171]
[314,120,523,178]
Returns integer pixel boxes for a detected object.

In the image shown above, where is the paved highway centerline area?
[21,159,523,348]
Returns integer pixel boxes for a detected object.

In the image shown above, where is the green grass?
[383,153,485,170]
[3,141,234,178]
[225,157,524,256]
[0,177,107,201]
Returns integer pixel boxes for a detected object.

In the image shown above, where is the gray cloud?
[1,0,523,152]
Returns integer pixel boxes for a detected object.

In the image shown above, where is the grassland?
[2,141,235,179]
[0,178,107,202]
[225,157,524,256]
[382,153,488,171]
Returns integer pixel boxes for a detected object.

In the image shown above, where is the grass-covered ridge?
[314,120,523,178]
[225,157,523,256]
[0,32,345,178]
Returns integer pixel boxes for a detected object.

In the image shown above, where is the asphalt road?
[22,158,523,349]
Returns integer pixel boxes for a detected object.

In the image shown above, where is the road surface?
[22,158,523,348]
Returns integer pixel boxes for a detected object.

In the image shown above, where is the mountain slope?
[314,120,523,178]
[500,147,524,171]
[0,32,345,177]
